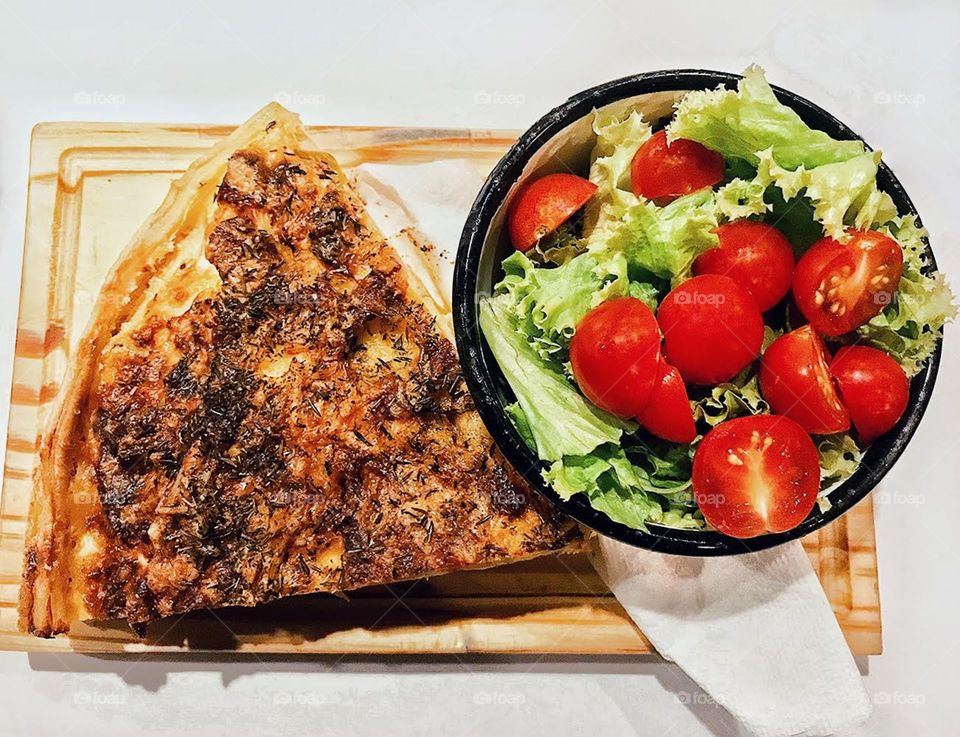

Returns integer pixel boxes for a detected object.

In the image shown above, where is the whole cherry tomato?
[831,345,909,443]
[694,220,795,312]
[658,274,764,385]
[570,297,661,418]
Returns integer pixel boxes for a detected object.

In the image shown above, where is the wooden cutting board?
[0,120,882,655]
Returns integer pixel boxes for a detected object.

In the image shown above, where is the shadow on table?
[26,650,871,737]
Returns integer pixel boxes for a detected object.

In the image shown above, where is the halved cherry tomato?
[693,415,821,538]
[570,297,661,418]
[657,274,764,385]
[630,130,725,203]
[759,326,850,434]
[694,221,796,312]
[636,359,697,443]
[793,230,903,336]
[507,173,597,252]
[830,346,909,444]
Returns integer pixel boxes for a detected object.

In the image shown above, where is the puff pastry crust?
[19,104,581,637]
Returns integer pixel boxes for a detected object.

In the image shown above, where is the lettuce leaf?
[694,375,769,427]
[494,249,637,361]
[585,485,669,529]
[856,216,957,375]
[586,189,720,283]
[544,441,703,531]
[816,434,862,507]
[583,107,718,284]
[590,108,652,197]
[764,186,823,252]
[716,176,770,221]
[527,218,585,266]
[754,149,897,240]
[478,297,631,461]
[622,436,696,498]
[585,108,652,235]
[668,65,865,170]
[504,401,536,449]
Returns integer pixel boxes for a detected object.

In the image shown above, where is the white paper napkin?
[593,538,872,736]
[352,159,873,737]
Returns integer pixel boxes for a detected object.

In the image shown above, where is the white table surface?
[1,1,958,735]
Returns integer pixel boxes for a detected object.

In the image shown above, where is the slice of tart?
[19,104,582,637]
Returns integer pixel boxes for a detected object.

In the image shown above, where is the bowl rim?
[453,68,942,556]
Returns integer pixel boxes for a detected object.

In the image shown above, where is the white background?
[1,1,958,735]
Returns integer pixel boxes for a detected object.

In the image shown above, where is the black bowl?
[453,69,941,556]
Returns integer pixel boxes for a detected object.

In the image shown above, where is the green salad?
[479,66,955,536]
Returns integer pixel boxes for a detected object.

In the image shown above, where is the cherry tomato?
[693,415,821,538]
[657,274,764,385]
[507,173,597,252]
[636,359,697,443]
[630,130,725,203]
[693,221,796,312]
[759,326,850,434]
[793,230,903,336]
[830,346,909,444]
[570,297,661,418]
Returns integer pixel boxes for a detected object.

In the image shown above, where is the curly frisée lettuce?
[477,65,952,533]
[584,108,652,233]
[753,148,897,241]
[816,434,863,510]
[493,248,656,362]
[857,216,957,375]
[587,190,720,284]
[715,176,770,221]
[583,106,719,284]
[667,65,865,170]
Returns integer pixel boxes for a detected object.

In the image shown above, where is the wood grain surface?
[0,120,882,655]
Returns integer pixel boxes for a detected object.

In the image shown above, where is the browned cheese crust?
[19,106,582,636]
